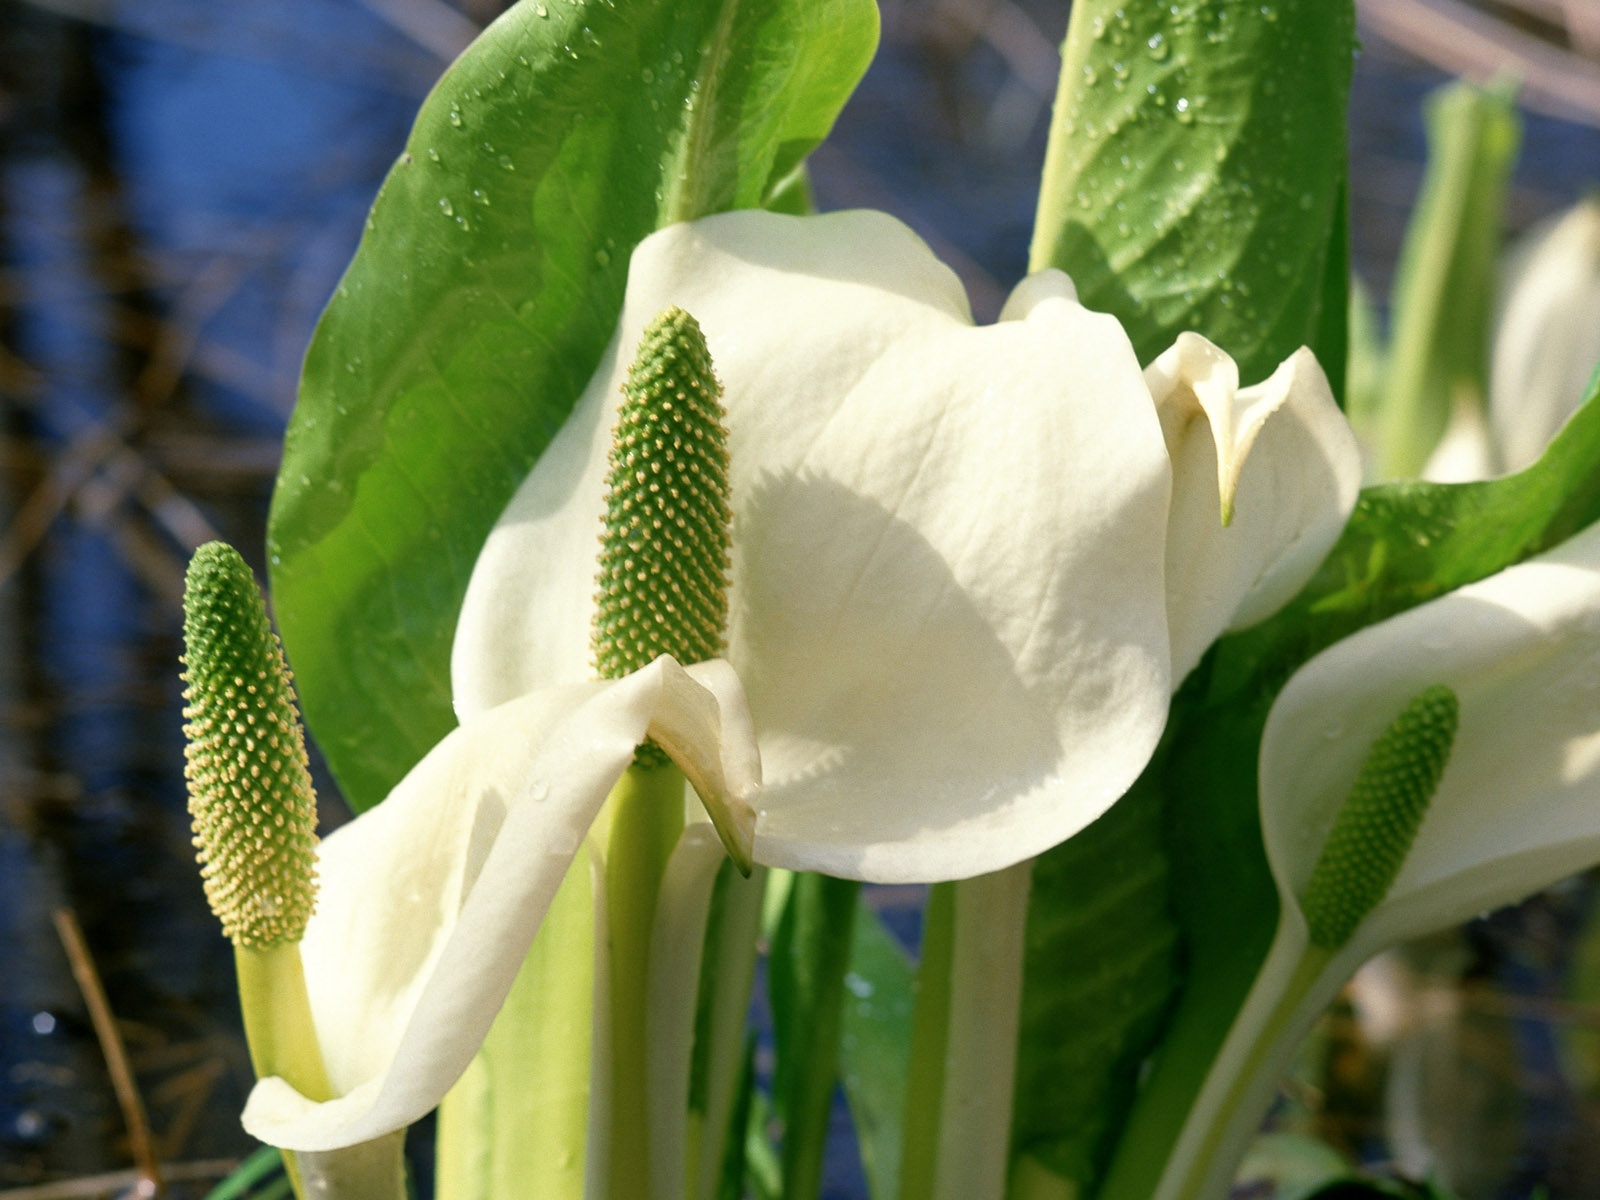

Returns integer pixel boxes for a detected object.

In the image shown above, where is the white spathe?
[1156,517,1600,1200]
[1148,333,1361,681]
[454,208,1360,883]
[240,655,759,1154]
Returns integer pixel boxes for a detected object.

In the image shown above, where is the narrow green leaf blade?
[268,0,878,808]
[1375,81,1520,479]
[838,903,915,1200]
[1032,0,1356,385]
[769,873,862,1200]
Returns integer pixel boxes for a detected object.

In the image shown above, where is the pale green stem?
[435,842,600,1200]
[606,761,688,1200]
[235,942,336,1200]
[298,1132,408,1198]
[647,826,730,1200]
[1029,0,1095,275]
[897,881,955,1200]
[691,864,768,1200]
[1152,922,1338,1200]
[898,861,1033,1200]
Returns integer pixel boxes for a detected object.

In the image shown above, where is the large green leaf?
[1011,7,1354,1197]
[1098,368,1600,1200]
[267,0,878,809]
[1031,0,1355,386]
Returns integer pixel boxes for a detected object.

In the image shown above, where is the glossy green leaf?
[268,0,878,809]
[1099,370,1600,1200]
[1031,0,1355,386]
[1008,774,1180,1194]
[838,903,915,1200]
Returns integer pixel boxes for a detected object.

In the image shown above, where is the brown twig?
[0,1160,236,1200]
[49,908,164,1198]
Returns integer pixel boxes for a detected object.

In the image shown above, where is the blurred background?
[1,0,1598,1196]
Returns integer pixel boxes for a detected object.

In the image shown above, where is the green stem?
[1152,934,1336,1200]
[896,864,1032,1200]
[235,943,333,1200]
[607,761,688,1200]
[1028,0,1095,275]
[436,843,599,1200]
[691,866,769,1200]
[896,881,956,1200]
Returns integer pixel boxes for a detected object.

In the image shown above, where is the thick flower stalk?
[1152,516,1600,1200]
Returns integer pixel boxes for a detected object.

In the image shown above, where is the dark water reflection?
[2,0,1599,1196]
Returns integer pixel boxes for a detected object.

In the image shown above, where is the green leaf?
[1374,81,1520,480]
[1008,774,1181,1195]
[838,903,916,1200]
[769,872,861,1200]
[1099,370,1600,1200]
[267,0,878,809]
[1031,0,1355,385]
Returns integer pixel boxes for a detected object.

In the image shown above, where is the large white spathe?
[239,655,759,1156]
[455,208,1359,883]
[1154,517,1600,1200]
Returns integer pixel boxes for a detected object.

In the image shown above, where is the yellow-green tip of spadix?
[1299,684,1459,950]
[182,541,319,949]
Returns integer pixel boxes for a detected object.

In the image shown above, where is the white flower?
[239,208,1359,1164]
[239,655,759,1154]
[455,208,1360,882]
[1155,517,1600,1200]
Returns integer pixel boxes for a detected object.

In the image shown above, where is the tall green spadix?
[592,305,733,701]
[182,541,331,1185]
[1299,684,1460,949]
[184,541,320,948]
[589,306,738,1200]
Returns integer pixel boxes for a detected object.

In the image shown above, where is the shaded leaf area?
[1031,0,1355,389]
[267,0,877,809]
[1099,373,1600,1200]
[1008,775,1180,1192]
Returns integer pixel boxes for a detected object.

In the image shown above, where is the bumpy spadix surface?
[593,305,731,684]
[182,542,318,948]
[455,209,1359,881]
[1298,684,1458,950]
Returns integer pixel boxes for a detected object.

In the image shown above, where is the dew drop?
[439,197,454,216]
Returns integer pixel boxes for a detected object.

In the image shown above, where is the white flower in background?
[1425,194,1600,481]
[1154,517,1600,1200]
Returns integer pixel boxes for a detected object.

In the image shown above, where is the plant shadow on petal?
[730,469,1067,881]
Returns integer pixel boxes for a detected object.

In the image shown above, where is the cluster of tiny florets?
[1300,684,1459,950]
[182,542,318,948]
[592,306,732,766]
